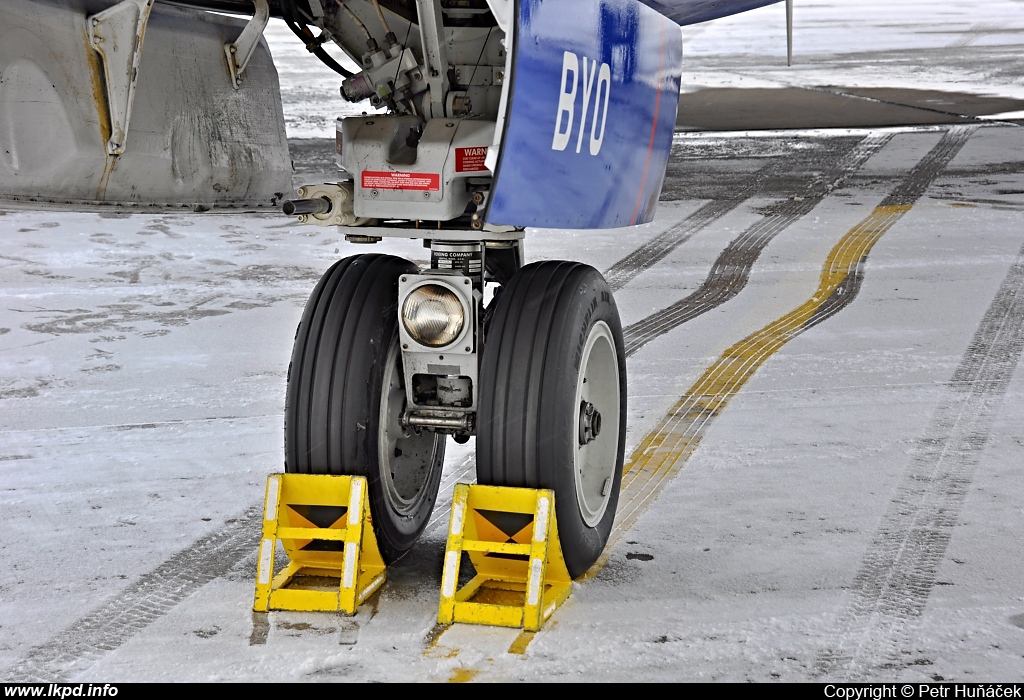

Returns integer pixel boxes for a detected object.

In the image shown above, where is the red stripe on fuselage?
[630,22,666,226]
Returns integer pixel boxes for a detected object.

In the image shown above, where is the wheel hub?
[573,320,620,528]
[578,401,602,445]
[379,340,443,521]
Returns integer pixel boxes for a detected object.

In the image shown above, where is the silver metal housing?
[397,271,479,414]
[0,0,290,208]
[340,117,495,221]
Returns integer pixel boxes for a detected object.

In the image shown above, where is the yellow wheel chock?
[437,484,572,632]
[253,473,386,614]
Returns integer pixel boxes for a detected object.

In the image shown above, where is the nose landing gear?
[285,255,626,578]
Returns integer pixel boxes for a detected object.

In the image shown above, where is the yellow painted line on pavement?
[448,668,481,683]
[584,203,913,579]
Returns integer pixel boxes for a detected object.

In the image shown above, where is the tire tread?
[478,261,626,578]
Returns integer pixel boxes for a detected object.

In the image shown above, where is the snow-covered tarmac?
[2,0,1023,683]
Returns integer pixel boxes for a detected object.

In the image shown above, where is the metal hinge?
[87,0,155,156]
[225,0,271,88]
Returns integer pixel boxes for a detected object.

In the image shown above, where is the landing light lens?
[402,284,465,347]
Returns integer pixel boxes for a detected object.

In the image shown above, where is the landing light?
[401,284,465,348]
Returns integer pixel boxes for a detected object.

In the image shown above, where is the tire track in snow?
[5,507,263,682]
[425,451,476,536]
[603,160,782,292]
[421,142,837,540]
[4,457,454,679]
[590,125,977,577]
[622,133,892,357]
[815,222,1024,680]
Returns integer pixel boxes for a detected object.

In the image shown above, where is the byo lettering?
[551,51,611,156]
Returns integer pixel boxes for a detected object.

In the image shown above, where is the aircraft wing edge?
[637,0,783,26]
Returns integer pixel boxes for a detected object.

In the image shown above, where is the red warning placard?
[455,147,489,173]
[361,171,440,191]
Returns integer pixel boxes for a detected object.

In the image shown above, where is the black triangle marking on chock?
[287,504,348,552]
[476,509,534,541]
[287,504,347,529]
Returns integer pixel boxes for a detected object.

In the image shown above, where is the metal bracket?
[225,0,270,89]
[414,0,451,117]
[87,0,155,156]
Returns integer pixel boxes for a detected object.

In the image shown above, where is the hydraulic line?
[282,0,354,77]
[339,0,373,42]
[371,0,392,34]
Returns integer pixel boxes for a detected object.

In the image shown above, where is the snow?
[1,0,1023,683]
[678,0,1024,102]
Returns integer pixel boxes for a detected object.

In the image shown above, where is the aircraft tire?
[284,254,446,563]
[477,261,627,578]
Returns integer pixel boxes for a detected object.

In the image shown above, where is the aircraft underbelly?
[0,0,290,207]
[638,0,784,26]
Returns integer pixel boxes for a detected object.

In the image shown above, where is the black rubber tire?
[285,254,446,563]
[477,261,627,578]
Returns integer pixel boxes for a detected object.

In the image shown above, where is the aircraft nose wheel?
[284,254,446,564]
[477,261,627,578]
